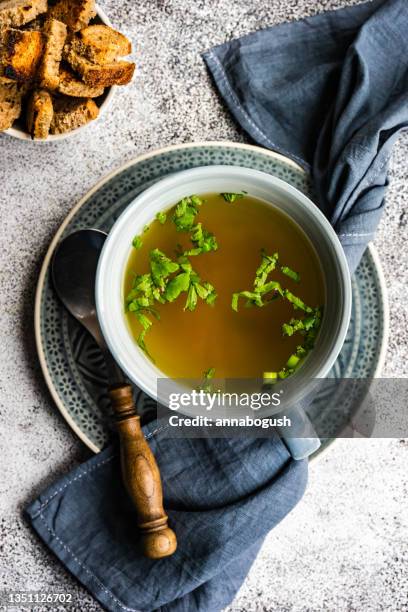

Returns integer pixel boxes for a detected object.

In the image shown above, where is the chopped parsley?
[163,271,191,302]
[172,195,203,232]
[204,367,215,379]
[156,211,167,224]
[232,290,263,312]
[281,265,300,283]
[184,273,217,311]
[126,218,218,357]
[150,248,180,291]
[232,251,282,311]
[171,196,218,257]
[220,192,246,203]
[200,367,216,392]
[282,311,320,337]
[275,308,323,378]
[184,223,218,256]
[282,290,313,313]
[254,252,279,290]
[233,250,322,380]
[263,371,278,384]
[232,251,309,313]
[132,235,143,249]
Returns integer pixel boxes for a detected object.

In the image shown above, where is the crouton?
[26,87,53,138]
[48,0,95,32]
[71,24,131,64]
[50,95,98,134]
[0,0,47,28]
[0,79,24,130]
[23,14,45,30]
[37,18,67,89]
[57,65,103,97]
[0,28,43,82]
[66,46,135,87]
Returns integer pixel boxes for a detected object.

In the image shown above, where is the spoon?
[52,229,177,559]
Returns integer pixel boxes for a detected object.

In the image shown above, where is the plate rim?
[34,140,390,455]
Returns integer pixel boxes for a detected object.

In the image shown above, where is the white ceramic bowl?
[96,165,352,408]
[5,5,116,142]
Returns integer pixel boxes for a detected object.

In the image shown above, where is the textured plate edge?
[33,141,389,456]
[310,242,390,464]
[365,242,389,379]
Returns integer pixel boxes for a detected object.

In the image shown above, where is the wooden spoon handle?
[109,384,177,559]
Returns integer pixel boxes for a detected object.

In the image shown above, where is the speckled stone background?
[0,0,407,610]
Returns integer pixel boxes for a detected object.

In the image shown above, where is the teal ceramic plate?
[34,142,389,456]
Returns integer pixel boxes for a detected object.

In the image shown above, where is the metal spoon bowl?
[51,229,108,349]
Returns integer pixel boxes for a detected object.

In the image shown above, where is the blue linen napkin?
[26,425,307,612]
[203,0,408,272]
[26,1,408,611]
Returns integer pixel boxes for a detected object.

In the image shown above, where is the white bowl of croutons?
[0,0,135,141]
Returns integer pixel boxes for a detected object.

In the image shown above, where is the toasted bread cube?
[57,66,103,97]
[72,24,131,64]
[23,15,45,30]
[0,29,13,83]
[49,0,95,32]
[50,96,98,134]
[26,88,53,138]
[66,47,135,87]
[0,80,24,130]
[0,0,47,28]
[38,18,67,89]
[1,28,43,82]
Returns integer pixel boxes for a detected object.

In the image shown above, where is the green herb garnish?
[156,211,167,224]
[132,235,143,249]
[286,354,300,369]
[254,251,279,290]
[263,371,278,384]
[184,223,218,256]
[185,274,217,311]
[281,265,300,283]
[232,250,322,380]
[171,195,218,258]
[126,277,160,359]
[232,251,316,316]
[163,271,191,302]
[283,290,313,313]
[126,273,162,306]
[232,252,282,310]
[150,248,180,290]
[172,195,203,232]
[232,290,263,311]
[127,195,219,359]
[278,307,322,376]
[282,311,320,337]
[220,192,246,203]
[127,241,217,357]
[199,367,216,392]
[296,345,307,358]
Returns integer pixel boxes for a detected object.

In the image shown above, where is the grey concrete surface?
[0,0,407,610]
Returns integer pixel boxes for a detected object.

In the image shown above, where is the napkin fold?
[203,0,408,271]
[26,425,307,612]
[26,1,408,611]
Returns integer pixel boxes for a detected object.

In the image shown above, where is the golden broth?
[123,193,324,379]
